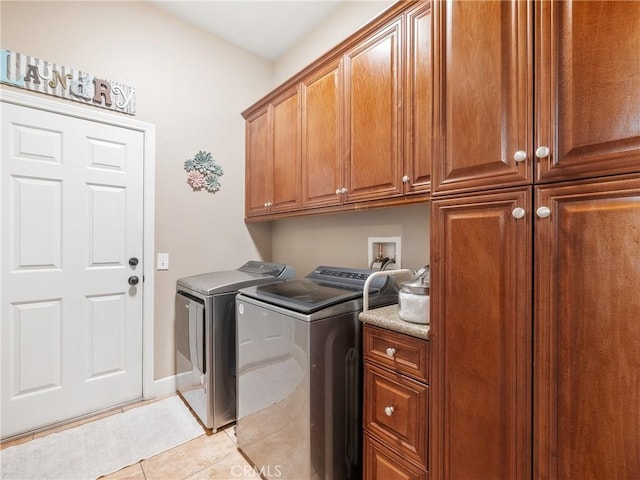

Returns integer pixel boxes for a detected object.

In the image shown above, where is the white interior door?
[1,102,144,439]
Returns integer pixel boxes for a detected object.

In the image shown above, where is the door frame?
[0,87,156,401]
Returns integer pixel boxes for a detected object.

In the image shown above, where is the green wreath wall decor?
[184,151,224,193]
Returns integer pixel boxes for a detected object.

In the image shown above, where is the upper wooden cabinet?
[535,1,640,183]
[343,16,404,203]
[431,0,532,195]
[432,0,640,195]
[245,88,301,218]
[242,1,432,221]
[245,105,271,217]
[404,1,432,195]
[300,60,343,209]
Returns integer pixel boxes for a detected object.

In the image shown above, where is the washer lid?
[239,278,362,314]
[237,266,390,314]
[176,261,294,295]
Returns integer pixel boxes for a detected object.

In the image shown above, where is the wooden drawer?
[364,432,428,480]
[364,324,429,382]
[364,362,428,468]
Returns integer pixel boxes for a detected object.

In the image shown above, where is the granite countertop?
[359,304,430,340]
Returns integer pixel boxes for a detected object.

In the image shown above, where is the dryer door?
[175,291,208,426]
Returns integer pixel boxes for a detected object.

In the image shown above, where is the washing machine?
[235,266,398,479]
[175,260,295,431]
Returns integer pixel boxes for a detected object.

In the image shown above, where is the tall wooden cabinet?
[430,1,640,479]
[534,176,640,479]
[430,188,533,479]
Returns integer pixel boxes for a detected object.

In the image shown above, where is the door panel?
[301,60,343,208]
[431,187,532,480]
[244,107,271,217]
[1,102,144,438]
[271,88,301,213]
[534,176,640,479]
[432,0,532,194]
[12,176,62,269]
[345,18,403,202]
[536,1,640,182]
[404,1,432,195]
[12,300,62,395]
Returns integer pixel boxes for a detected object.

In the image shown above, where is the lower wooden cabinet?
[363,325,429,479]
[364,433,428,480]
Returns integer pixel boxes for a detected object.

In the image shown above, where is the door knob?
[536,146,550,159]
[128,257,139,267]
[513,150,527,162]
[536,206,551,218]
[512,207,526,219]
[128,276,140,286]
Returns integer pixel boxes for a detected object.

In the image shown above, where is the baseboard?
[152,375,177,398]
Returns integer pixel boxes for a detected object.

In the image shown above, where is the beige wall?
[1,0,273,380]
[271,0,430,277]
[273,0,396,84]
[1,0,428,383]
[272,205,430,276]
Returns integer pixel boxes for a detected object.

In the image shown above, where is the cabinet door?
[534,176,640,479]
[432,0,532,195]
[535,2,640,183]
[344,17,404,203]
[430,187,532,480]
[301,60,343,209]
[245,106,271,218]
[404,1,432,195]
[270,88,301,213]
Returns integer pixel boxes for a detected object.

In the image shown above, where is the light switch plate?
[157,253,169,270]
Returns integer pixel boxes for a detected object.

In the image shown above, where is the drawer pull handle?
[384,406,395,416]
[385,347,396,357]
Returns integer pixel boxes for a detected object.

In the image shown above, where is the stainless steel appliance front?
[175,261,294,431]
[235,266,397,479]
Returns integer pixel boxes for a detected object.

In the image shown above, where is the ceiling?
[149,1,346,61]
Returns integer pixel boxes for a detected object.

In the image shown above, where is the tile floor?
[0,395,260,480]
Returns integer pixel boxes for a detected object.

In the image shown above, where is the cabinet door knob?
[512,207,526,219]
[535,146,550,159]
[341,187,348,194]
[536,206,551,218]
[513,150,527,162]
[402,175,410,183]
[384,406,395,416]
[336,189,342,195]
[385,347,396,357]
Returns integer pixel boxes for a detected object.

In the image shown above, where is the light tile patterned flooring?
[0,395,259,480]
